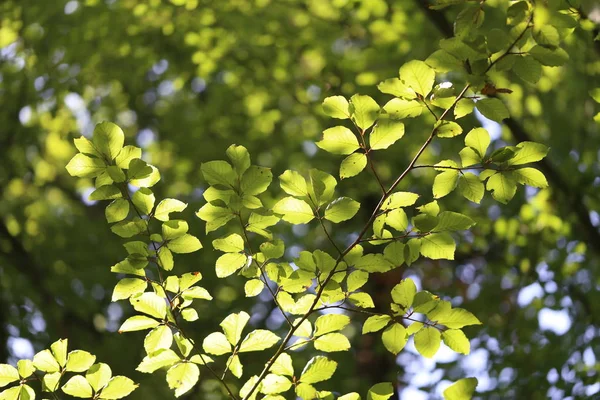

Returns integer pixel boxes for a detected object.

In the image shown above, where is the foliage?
[1,0,599,399]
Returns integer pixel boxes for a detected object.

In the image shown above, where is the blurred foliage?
[0,0,599,399]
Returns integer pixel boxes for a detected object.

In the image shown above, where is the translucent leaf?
[414,327,441,358]
[166,362,199,398]
[399,60,435,96]
[220,311,250,346]
[132,188,155,215]
[98,376,138,399]
[381,191,419,210]
[50,338,68,367]
[196,203,234,233]
[295,319,313,338]
[433,170,459,199]
[92,121,124,160]
[435,308,481,329]
[354,254,394,273]
[239,330,280,352]
[202,332,232,356]
[240,376,261,400]
[168,234,202,254]
[512,168,548,188]
[74,136,101,157]
[261,374,292,395]
[442,329,470,355]
[316,126,360,155]
[226,144,251,176]
[391,279,416,308]
[367,382,394,400]
[324,197,360,223]
[383,242,404,265]
[322,96,350,119]
[241,166,273,195]
[226,355,243,379]
[66,153,106,178]
[144,325,173,354]
[347,292,375,308]
[43,372,62,392]
[426,49,463,73]
[464,127,490,158]
[181,286,212,301]
[459,147,480,167]
[112,278,147,301]
[118,316,160,333]
[370,119,405,150]
[66,350,96,373]
[299,356,337,384]
[90,184,122,201]
[340,153,367,179]
[486,172,517,204]
[308,169,337,206]
[507,141,549,165]
[346,270,369,292]
[16,360,34,379]
[0,364,19,388]
[86,363,112,392]
[62,375,93,398]
[443,377,478,400]
[105,199,130,223]
[215,252,248,278]
[279,170,308,197]
[136,349,180,373]
[435,121,463,138]
[115,146,141,169]
[314,333,351,352]
[349,94,380,130]
[130,292,167,319]
[33,349,60,373]
[476,98,509,122]
[110,219,147,238]
[458,173,484,203]
[454,98,475,119]
[314,314,350,337]
[420,232,455,260]
[529,45,569,66]
[385,209,408,232]
[157,247,174,271]
[339,393,361,400]
[382,98,423,119]
[270,353,294,377]
[106,166,126,182]
[273,197,314,224]
[161,220,189,240]
[0,386,19,400]
[377,78,416,99]
[260,240,285,259]
[434,211,475,232]
[201,161,235,187]
[381,323,407,355]
[181,308,198,321]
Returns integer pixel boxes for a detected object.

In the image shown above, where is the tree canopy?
[0,0,599,399]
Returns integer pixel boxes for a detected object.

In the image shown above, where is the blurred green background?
[0,0,599,399]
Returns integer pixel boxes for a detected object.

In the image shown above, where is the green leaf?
[399,60,435,96]
[239,330,280,352]
[349,94,380,130]
[507,141,549,165]
[62,375,93,398]
[43,372,62,392]
[382,98,423,119]
[476,98,509,122]
[381,192,419,210]
[513,55,542,84]
[98,376,138,399]
[433,170,459,198]
[154,199,187,221]
[443,378,478,400]
[115,146,142,169]
[241,166,273,195]
[110,219,147,238]
[0,386,20,400]
[458,173,484,203]
[324,197,360,223]
[414,327,441,358]
[16,360,34,379]
[464,127,490,158]
[50,338,68,367]
[112,278,147,301]
[486,172,517,204]
[215,252,247,278]
[66,153,106,178]
[181,286,212,301]
[106,166,126,182]
[273,197,314,224]
[442,329,470,355]
[435,308,481,329]
[299,356,337,384]
[322,96,350,119]
[308,169,337,206]
[316,126,360,155]
[118,315,159,332]
[66,350,96,373]
[435,211,475,231]
[529,45,569,66]
[512,168,548,188]
[354,254,394,273]
[314,314,350,336]
[168,234,202,253]
[137,349,180,374]
[346,270,369,292]
[426,49,463,73]
[90,184,122,201]
[0,364,19,388]
[391,279,416,309]
[420,232,455,260]
[340,153,367,179]
[196,203,235,233]
[270,353,294,377]
[202,332,231,355]
[130,164,160,187]
[226,144,251,176]
[279,170,308,197]
[33,349,60,373]
[367,382,394,400]
[201,161,236,187]
[381,323,407,355]
[454,98,475,119]
[261,374,292,395]
[260,239,285,259]
[370,119,405,150]
[220,311,250,346]
[212,233,244,253]
[348,292,375,308]
[86,363,112,392]
[435,121,463,138]
[132,188,155,215]
[157,247,174,271]
[144,325,173,354]
[362,315,391,334]
[377,78,416,98]
[130,292,167,319]
[105,199,130,223]
[92,121,125,161]
[314,333,351,352]
[486,28,508,53]
[166,362,199,398]
[74,136,101,157]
